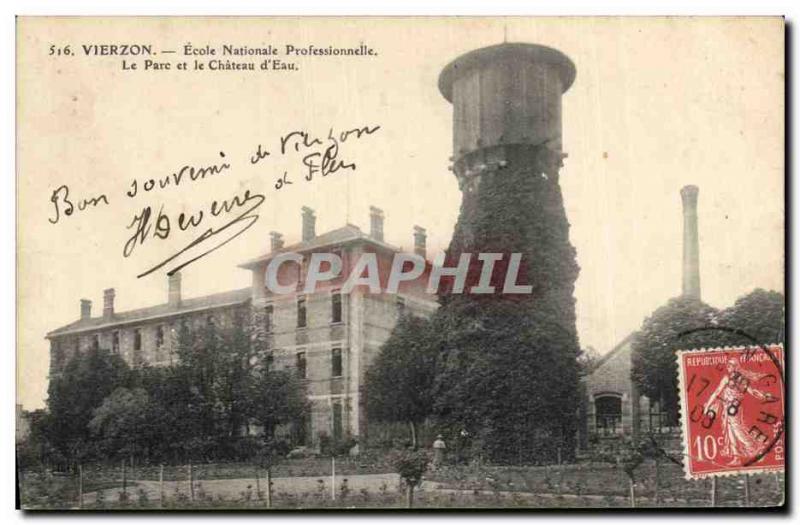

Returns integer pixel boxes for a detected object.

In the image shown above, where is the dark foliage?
[630,296,720,425]
[432,145,581,464]
[365,315,438,449]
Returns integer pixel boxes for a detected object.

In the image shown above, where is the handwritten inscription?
[125,188,266,278]
[46,123,380,277]
[48,185,109,224]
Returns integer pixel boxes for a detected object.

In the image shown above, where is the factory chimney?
[680,185,701,300]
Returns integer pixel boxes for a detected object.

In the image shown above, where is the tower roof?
[438,42,576,102]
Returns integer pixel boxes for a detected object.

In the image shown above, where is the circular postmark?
[677,327,784,475]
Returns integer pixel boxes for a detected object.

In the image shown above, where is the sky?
[16,17,784,409]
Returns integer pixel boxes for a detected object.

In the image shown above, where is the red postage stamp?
[677,344,785,479]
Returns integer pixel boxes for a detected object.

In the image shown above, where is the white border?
[5,1,798,523]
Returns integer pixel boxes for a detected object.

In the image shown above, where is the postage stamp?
[677,344,785,480]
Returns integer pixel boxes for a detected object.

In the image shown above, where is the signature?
[124,187,265,278]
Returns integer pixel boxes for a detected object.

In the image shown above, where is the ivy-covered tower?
[433,43,581,463]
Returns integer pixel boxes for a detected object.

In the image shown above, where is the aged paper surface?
[16,17,784,509]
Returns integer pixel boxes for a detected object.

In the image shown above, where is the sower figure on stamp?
[703,358,771,466]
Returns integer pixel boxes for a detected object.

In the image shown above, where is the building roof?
[438,43,577,102]
[46,287,252,339]
[588,332,636,375]
[48,224,410,339]
[238,224,402,270]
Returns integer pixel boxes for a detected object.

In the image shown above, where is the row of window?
[291,347,343,379]
[263,293,407,332]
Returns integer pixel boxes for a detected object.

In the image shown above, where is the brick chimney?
[270,231,284,251]
[413,226,427,258]
[680,185,701,300]
[369,206,385,242]
[301,207,316,242]
[168,272,182,307]
[103,288,115,320]
[80,299,91,320]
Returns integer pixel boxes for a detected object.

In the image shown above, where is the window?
[331,292,342,323]
[332,402,343,441]
[92,335,100,351]
[595,394,622,435]
[265,352,274,371]
[133,329,143,365]
[297,297,307,328]
[112,332,119,353]
[331,348,343,377]
[264,304,274,333]
[296,351,307,379]
[156,326,164,348]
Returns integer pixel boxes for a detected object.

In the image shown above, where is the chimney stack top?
[103,288,115,320]
[80,299,92,320]
[369,206,385,242]
[413,225,427,259]
[270,231,285,251]
[301,207,316,242]
[168,272,182,308]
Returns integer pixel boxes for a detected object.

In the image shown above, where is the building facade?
[46,207,438,448]
[580,185,702,452]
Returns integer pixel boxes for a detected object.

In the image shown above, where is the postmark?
[677,344,785,480]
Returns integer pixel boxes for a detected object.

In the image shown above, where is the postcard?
[16,16,785,509]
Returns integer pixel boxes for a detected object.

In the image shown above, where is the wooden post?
[654,457,660,504]
[406,484,414,508]
[743,474,750,507]
[122,459,127,497]
[77,464,83,509]
[266,467,273,508]
[331,456,336,501]
[710,477,718,507]
[629,477,636,508]
[159,465,164,508]
[255,467,261,500]
[189,463,195,502]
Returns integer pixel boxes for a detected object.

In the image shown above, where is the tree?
[44,347,131,467]
[630,297,720,425]
[388,449,430,508]
[248,367,308,442]
[88,387,150,462]
[577,346,601,375]
[365,315,438,449]
[719,289,785,346]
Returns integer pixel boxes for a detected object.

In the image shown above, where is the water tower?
[439,43,575,192]
[434,43,581,463]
